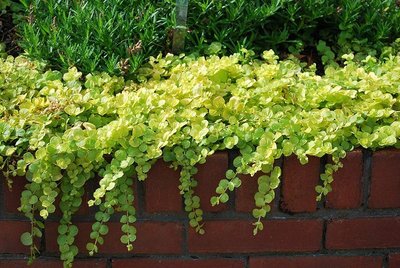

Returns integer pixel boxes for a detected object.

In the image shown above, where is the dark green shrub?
[185,0,400,59]
[0,0,11,12]
[17,0,175,75]
[13,0,400,75]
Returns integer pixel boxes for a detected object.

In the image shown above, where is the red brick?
[74,259,107,268]
[249,256,382,268]
[188,219,322,253]
[3,176,26,213]
[235,173,259,213]
[45,221,183,254]
[389,253,400,268]
[0,259,107,268]
[195,152,229,212]
[112,258,245,268]
[0,220,32,253]
[369,149,400,208]
[325,150,363,209]
[326,217,400,249]
[235,172,278,213]
[281,156,320,213]
[145,159,182,213]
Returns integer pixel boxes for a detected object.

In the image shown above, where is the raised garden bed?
[1,1,399,267]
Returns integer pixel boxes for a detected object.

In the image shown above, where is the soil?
[0,8,21,56]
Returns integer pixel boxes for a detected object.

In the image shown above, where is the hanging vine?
[0,49,399,267]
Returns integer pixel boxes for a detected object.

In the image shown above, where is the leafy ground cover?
[1,50,399,266]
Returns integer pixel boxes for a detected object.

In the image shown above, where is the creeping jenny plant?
[0,50,399,266]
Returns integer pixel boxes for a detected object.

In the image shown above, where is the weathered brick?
[3,176,26,214]
[325,150,363,209]
[326,217,400,249]
[0,220,31,253]
[195,152,229,212]
[145,159,182,213]
[188,219,322,253]
[389,253,400,268]
[74,259,108,268]
[280,156,320,213]
[0,259,107,268]
[249,256,382,268]
[45,221,183,254]
[369,149,400,208]
[235,173,260,213]
[112,258,245,268]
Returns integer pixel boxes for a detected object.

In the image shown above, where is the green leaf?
[206,42,222,55]
[233,156,242,168]
[97,237,104,245]
[23,152,35,163]
[5,147,16,156]
[264,193,273,203]
[270,177,280,189]
[128,234,136,242]
[86,242,95,251]
[215,186,224,194]
[219,179,229,188]
[255,197,264,207]
[224,136,239,149]
[40,209,49,219]
[58,225,68,235]
[128,215,136,223]
[258,182,269,194]
[315,185,324,193]
[115,150,127,161]
[69,225,79,236]
[227,182,235,191]
[33,227,43,237]
[232,177,241,187]
[90,231,99,239]
[220,193,229,203]
[28,195,38,205]
[120,215,128,224]
[21,232,33,246]
[189,219,198,227]
[210,196,219,206]
[226,170,235,179]
[120,235,129,244]
[99,225,109,235]
[64,104,83,116]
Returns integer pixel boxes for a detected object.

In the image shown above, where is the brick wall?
[0,149,399,268]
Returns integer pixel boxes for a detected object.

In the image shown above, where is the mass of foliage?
[186,0,400,57]
[12,0,400,75]
[15,0,175,75]
[1,0,400,267]
[1,46,399,266]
